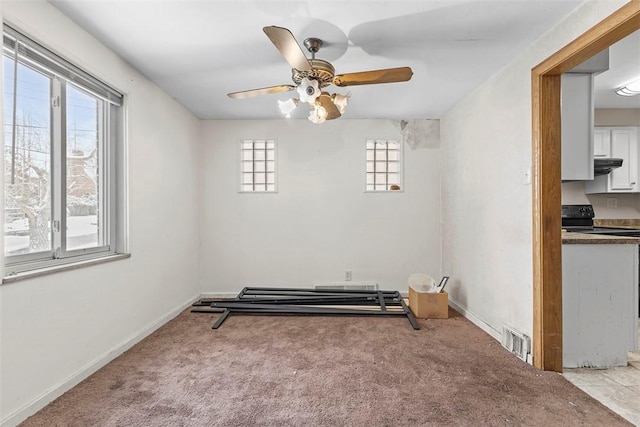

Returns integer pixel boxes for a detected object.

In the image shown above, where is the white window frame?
[2,24,127,278]
[365,139,403,192]
[238,139,277,193]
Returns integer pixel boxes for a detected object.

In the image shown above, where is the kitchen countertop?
[594,218,640,229]
[562,230,640,244]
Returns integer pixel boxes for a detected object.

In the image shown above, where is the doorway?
[532,2,640,371]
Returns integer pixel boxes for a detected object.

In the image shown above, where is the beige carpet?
[20,307,631,426]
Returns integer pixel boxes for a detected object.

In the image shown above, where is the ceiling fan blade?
[317,93,341,120]
[263,26,313,72]
[333,67,413,87]
[227,85,296,99]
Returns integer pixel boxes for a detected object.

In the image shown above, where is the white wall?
[440,0,629,341]
[595,108,640,126]
[200,119,441,293]
[0,0,630,423]
[562,180,640,219]
[0,0,4,278]
[0,2,201,425]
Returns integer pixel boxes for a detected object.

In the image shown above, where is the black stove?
[576,227,640,236]
[562,204,640,236]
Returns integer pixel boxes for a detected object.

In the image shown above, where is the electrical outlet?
[606,197,618,208]
[345,270,352,281]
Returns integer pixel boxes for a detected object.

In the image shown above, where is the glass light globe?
[332,92,351,114]
[308,105,327,124]
[277,98,299,117]
[297,77,320,103]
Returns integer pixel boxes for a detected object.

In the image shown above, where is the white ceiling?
[48,0,595,120]
[593,29,640,109]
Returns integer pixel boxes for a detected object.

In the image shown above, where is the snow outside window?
[3,25,125,275]
[240,139,277,192]
[366,139,402,191]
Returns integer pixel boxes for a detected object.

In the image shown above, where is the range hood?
[594,157,623,176]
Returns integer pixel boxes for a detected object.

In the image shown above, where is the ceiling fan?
[227,26,414,124]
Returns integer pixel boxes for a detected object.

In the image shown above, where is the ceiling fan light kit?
[228,26,413,124]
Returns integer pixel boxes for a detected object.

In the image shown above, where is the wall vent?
[313,282,378,291]
[501,325,531,362]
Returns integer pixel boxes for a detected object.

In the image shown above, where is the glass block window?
[366,139,401,191]
[240,139,276,192]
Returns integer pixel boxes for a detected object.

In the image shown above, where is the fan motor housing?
[292,59,335,88]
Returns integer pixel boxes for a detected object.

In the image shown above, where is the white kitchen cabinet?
[561,73,594,181]
[562,243,639,368]
[593,128,610,157]
[585,126,639,193]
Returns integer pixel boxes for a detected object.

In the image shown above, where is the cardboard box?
[408,288,448,319]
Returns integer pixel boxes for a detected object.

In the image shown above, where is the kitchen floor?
[563,319,640,425]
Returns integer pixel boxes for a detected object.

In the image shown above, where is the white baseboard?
[447,296,502,342]
[1,293,200,427]
[1,291,509,427]
[448,299,533,365]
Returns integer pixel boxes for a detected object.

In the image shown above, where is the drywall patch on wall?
[393,119,440,149]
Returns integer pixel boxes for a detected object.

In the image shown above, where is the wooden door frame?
[533,1,640,371]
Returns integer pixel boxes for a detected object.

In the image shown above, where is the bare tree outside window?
[3,58,52,255]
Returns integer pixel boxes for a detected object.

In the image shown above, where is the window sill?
[2,253,131,284]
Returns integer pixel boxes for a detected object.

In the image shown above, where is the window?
[239,139,276,192]
[3,25,125,275]
[366,139,402,191]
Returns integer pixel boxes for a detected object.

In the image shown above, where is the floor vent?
[502,325,531,362]
[313,282,378,291]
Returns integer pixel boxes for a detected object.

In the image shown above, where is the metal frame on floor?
[192,286,420,330]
